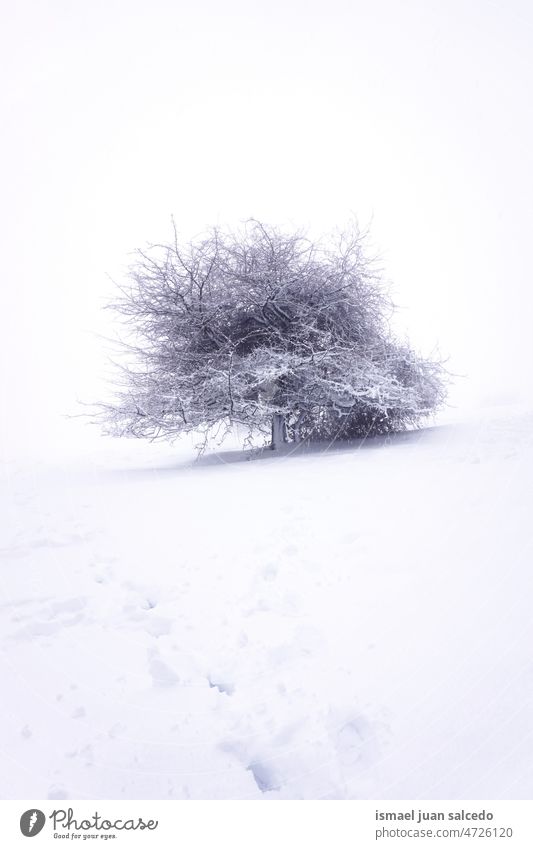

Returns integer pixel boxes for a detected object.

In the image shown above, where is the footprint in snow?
[207,675,235,696]
[147,648,179,687]
[247,761,281,793]
[47,786,69,800]
[332,713,382,772]
[221,739,282,794]
[10,598,87,640]
[10,596,86,623]
[261,563,278,582]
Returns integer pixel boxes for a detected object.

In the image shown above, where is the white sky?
[1,0,532,454]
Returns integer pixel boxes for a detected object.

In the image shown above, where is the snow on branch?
[97,219,448,449]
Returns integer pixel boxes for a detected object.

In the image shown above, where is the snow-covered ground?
[1,406,532,800]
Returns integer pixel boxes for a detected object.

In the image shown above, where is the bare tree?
[98,219,447,450]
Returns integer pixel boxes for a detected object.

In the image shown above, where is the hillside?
[1,407,532,799]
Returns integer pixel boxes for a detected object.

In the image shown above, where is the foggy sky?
[2,0,532,455]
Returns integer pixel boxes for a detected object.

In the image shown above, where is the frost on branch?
[99,219,447,449]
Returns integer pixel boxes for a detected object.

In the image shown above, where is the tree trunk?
[271,413,287,449]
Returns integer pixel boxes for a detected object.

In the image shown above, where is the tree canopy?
[100,220,447,449]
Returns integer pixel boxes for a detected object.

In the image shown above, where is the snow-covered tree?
[100,220,446,449]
